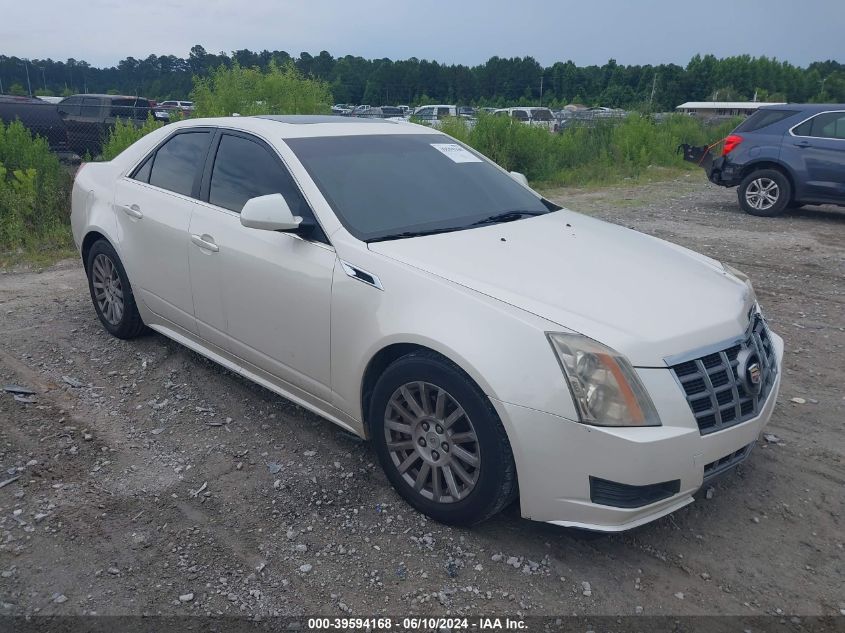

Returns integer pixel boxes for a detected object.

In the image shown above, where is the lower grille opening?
[589,477,681,509]
[703,443,754,481]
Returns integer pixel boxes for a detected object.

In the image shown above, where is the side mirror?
[509,171,529,187]
[240,194,302,232]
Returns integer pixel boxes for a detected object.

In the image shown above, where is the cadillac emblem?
[737,348,763,395]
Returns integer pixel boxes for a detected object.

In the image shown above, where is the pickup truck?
[57,94,152,157]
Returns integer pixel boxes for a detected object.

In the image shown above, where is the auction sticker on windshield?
[431,143,482,163]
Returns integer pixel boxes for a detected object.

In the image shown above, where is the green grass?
[0,120,73,267]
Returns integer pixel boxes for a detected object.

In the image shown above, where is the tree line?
[1,45,843,110]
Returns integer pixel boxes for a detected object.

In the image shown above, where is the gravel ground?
[0,176,843,619]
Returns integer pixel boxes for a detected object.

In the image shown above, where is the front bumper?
[492,331,784,532]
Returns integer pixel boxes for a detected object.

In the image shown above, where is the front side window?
[794,112,845,140]
[286,133,554,242]
[59,97,81,116]
[531,109,553,121]
[148,131,211,197]
[81,97,101,118]
[209,133,309,216]
[512,110,529,121]
[415,107,434,118]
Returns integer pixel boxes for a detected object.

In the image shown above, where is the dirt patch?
[0,177,843,618]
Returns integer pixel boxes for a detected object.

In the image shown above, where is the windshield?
[286,134,554,241]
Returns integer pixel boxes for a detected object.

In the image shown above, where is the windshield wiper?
[469,210,546,227]
[367,226,464,243]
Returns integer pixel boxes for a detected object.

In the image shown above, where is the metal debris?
[62,375,84,388]
[3,384,36,395]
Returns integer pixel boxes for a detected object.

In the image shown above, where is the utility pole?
[650,74,657,105]
[40,67,47,92]
[23,59,33,96]
[539,74,544,106]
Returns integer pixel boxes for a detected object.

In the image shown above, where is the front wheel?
[737,169,791,217]
[370,352,518,526]
[85,239,145,339]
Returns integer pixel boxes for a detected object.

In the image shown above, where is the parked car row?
[334,102,631,133]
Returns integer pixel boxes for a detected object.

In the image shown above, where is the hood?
[368,210,755,367]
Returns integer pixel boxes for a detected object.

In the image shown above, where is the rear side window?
[148,131,211,197]
[793,112,845,140]
[209,133,310,216]
[734,109,798,133]
[111,98,150,120]
[512,110,529,121]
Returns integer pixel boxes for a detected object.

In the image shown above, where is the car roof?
[62,94,148,101]
[165,115,442,139]
[759,103,845,113]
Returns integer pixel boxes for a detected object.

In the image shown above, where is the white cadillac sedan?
[70,115,783,531]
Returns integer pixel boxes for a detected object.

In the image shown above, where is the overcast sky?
[3,0,842,68]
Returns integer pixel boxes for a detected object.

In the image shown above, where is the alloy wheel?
[91,253,124,325]
[383,381,481,503]
[745,177,780,211]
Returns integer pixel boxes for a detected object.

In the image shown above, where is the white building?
[676,101,786,117]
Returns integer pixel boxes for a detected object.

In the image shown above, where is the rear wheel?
[85,240,145,339]
[370,352,518,526]
[737,169,791,217]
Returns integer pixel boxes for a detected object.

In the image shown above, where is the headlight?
[547,333,661,427]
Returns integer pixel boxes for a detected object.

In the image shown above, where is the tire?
[737,169,791,217]
[369,351,518,526]
[85,239,145,339]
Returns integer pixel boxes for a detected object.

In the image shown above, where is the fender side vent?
[340,261,383,290]
[589,476,680,509]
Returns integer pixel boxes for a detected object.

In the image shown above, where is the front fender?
[328,246,580,431]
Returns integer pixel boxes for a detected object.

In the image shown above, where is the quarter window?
[148,131,211,197]
[793,112,845,139]
[133,155,153,183]
[209,133,310,216]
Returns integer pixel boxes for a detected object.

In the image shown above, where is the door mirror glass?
[509,171,529,187]
[240,193,302,231]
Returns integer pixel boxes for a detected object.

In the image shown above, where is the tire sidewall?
[738,169,791,217]
[85,240,140,338]
[369,355,513,525]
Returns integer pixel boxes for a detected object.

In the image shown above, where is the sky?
[2,0,843,68]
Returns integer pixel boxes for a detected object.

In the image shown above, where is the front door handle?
[191,234,219,253]
[120,203,143,219]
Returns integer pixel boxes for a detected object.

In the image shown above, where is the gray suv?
[688,104,845,216]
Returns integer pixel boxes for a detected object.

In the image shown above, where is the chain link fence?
[0,94,178,159]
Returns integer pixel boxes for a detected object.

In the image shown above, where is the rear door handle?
[120,203,143,219]
[191,234,219,253]
[793,140,811,148]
